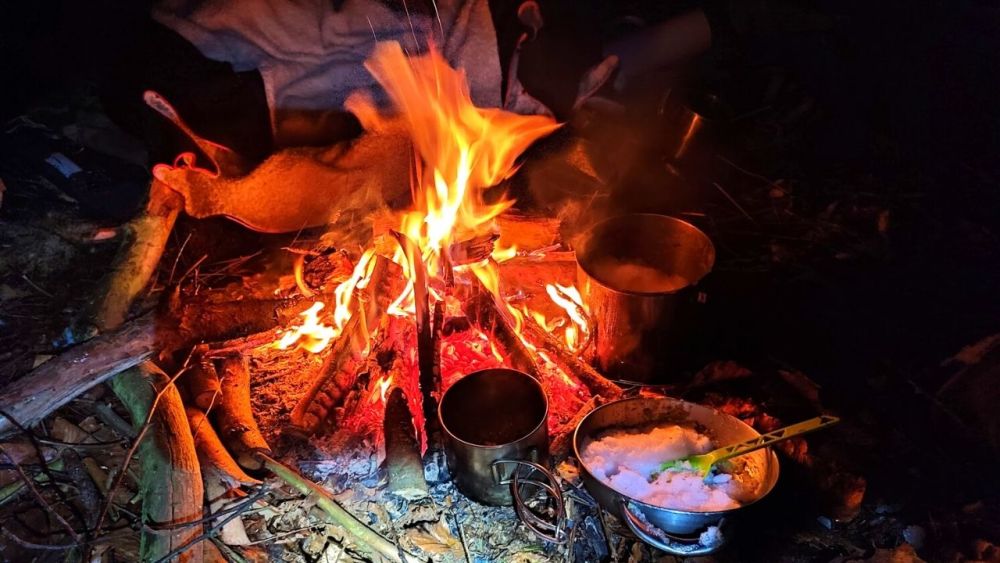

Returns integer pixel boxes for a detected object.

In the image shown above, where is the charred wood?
[383,387,429,501]
[520,314,622,400]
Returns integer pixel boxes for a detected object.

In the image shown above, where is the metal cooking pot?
[573,396,780,555]
[576,214,715,382]
[439,368,566,543]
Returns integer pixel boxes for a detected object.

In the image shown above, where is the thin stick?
[260,454,426,563]
[0,445,81,544]
[712,182,757,224]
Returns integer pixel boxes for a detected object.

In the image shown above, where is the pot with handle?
[573,396,780,555]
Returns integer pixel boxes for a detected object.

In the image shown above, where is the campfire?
[0,30,869,563]
[258,42,618,459]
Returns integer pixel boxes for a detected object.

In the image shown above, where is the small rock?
[817,516,834,530]
[903,525,926,550]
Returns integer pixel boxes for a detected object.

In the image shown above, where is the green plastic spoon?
[658,415,840,476]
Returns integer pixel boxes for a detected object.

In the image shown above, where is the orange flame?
[544,283,590,352]
[276,302,336,353]
[276,249,377,354]
[370,375,393,404]
[365,41,558,281]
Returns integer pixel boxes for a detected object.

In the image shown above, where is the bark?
[109,363,204,563]
[94,181,183,331]
[214,356,271,470]
[185,354,222,411]
[0,311,158,436]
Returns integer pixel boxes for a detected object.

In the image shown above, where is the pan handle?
[617,499,720,556]
[491,460,568,544]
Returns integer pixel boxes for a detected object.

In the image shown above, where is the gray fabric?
[154,0,502,144]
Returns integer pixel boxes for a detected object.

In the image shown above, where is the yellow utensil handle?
[709,415,840,464]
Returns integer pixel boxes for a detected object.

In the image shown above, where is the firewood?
[94,180,183,331]
[287,255,403,436]
[187,408,256,547]
[384,386,428,501]
[214,356,271,471]
[175,297,310,344]
[109,363,204,563]
[185,353,222,411]
[463,275,542,376]
[287,314,367,436]
[0,311,158,436]
[0,295,313,437]
[519,314,622,400]
[186,408,259,489]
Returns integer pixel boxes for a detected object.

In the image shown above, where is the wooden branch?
[187,408,256,548]
[185,353,222,411]
[94,181,183,331]
[214,357,271,471]
[0,311,158,436]
[186,408,259,489]
[384,386,428,501]
[109,364,204,563]
[520,314,622,400]
[260,455,426,563]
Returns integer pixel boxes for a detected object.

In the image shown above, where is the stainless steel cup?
[438,368,565,542]
[576,214,715,382]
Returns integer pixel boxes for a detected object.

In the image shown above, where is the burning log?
[463,275,542,376]
[383,386,429,500]
[185,352,222,410]
[109,363,204,563]
[215,356,271,470]
[287,255,403,435]
[519,314,622,400]
[287,314,366,435]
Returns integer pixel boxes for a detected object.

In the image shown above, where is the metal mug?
[438,368,566,542]
[576,214,715,382]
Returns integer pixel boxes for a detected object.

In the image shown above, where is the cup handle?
[491,459,568,544]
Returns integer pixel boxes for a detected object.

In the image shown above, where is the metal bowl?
[573,396,780,555]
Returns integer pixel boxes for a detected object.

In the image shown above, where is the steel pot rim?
[572,395,780,518]
[438,367,549,451]
[575,213,715,298]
